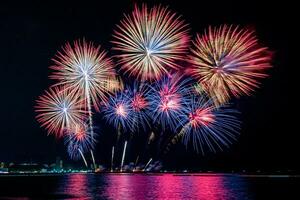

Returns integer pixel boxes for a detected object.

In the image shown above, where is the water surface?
[0,173,299,199]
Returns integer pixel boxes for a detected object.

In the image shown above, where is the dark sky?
[0,0,297,171]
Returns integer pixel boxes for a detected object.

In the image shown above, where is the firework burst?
[112,4,190,81]
[179,95,241,154]
[125,83,150,131]
[35,87,87,138]
[188,25,272,105]
[67,141,88,166]
[65,122,97,161]
[147,74,191,131]
[50,39,116,111]
[102,91,135,131]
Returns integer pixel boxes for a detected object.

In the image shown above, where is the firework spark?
[179,95,241,154]
[112,4,190,80]
[50,39,116,111]
[188,25,272,105]
[65,123,97,161]
[35,87,87,138]
[147,74,191,131]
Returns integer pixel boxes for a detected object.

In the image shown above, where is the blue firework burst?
[147,74,191,131]
[179,95,241,154]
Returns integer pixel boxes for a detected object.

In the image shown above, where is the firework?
[50,39,116,143]
[67,142,88,167]
[112,4,190,81]
[65,122,97,166]
[148,131,155,144]
[104,76,124,93]
[143,158,153,171]
[111,146,115,172]
[103,91,135,131]
[125,83,150,130]
[187,25,272,105]
[50,39,116,111]
[35,86,87,138]
[134,155,139,170]
[120,141,128,172]
[147,74,191,131]
[179,95,241,154]
[90,149,97,170]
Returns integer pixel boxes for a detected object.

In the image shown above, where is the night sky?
[0,0,297,171]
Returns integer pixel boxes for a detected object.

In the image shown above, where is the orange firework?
[187,25,272,106]
[112,4,190,81]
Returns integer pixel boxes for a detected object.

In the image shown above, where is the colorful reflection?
[103,174,250,200]
[54,173,250,199]
[103,174,156,199]
[61,174,89,199]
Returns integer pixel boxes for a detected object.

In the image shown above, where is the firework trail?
[90,149,96,170]
[50,39,116,141]
[187,25,272,106]
[147,74,191,131]
[111,146,115,172]
[120,141,128,172]
[65,123,98,167]
[112,4,190,81]
[148,132,155,144]
[178,95,241,154]
[133,155,139,171]
[35,86,87,138]
[143,158,153,171]
[79,148,88,167]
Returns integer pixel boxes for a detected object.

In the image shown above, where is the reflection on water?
[0,173,299,199]
[57,174,251,200]
[62,174,90,199]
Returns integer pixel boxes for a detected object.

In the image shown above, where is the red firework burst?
[189,108,215,128]
[131,93,148,112]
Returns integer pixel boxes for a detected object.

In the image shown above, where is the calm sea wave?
[0,173,299,199]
